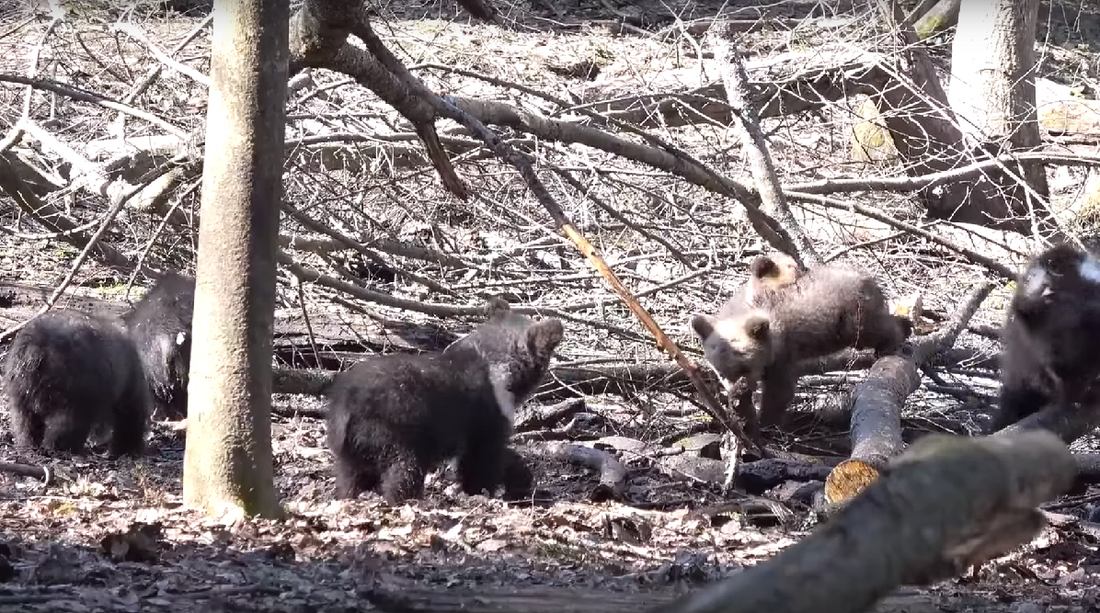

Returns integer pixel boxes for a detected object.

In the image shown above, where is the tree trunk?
[948,0,1051,233]
[182,0,289,519]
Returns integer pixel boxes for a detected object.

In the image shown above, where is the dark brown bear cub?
[122,273,195,420]
[693,262,908,428]
[992,243,1100,432]
[4,309,149,456]
[326,299,563,504]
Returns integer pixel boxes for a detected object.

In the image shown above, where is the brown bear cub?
[326,298,564,504]
[122,273,195,420]
[991,243,1100,433]
[692,259,909,428]
[4,309,149,456]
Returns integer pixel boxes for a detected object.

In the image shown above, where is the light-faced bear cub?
[122,273,195,421]
[742,252,806,305]
[4,309,149,456]
[692,261,910,429]
[326,298,563,504]
[991,243,1100,433]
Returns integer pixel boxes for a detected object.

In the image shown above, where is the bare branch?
[707,25,819,266]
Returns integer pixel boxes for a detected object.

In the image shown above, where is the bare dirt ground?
[0,0,1100,611]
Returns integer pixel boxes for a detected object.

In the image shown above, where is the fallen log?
[656,455,727,485]
[827,282,994,505]
[0,461,52,485]
[272,366,334,396]
[584,51,895,130]
[514,398,587,431]
[652,431,1076,613]
[998,402,1100,444]
[1072,453,1100,482]
[537,346,949,401]
[366,582,941,613]
[735,458,835,495]
[538,442,627,502]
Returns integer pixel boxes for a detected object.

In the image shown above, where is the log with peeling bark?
[514,398,587,431]
[652,431,1075,613]
[1072,453,1100,483]
[272,366,335,396]
[650,453,837,492]
[826,282,995,505]
[735,458,836,494]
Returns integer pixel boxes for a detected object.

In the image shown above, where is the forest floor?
[1,0,1100,612]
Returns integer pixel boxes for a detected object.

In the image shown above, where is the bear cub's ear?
[743,314,771,342]
[484,296,512,319]
[526,319,564,358]
[750,256,779,280]
[691,314,716,340]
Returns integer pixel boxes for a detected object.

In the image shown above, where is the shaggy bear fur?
[326,298,562,504]
[4,309,149,455]
[693,261,909,428]
[122,273,195,420]
[992,243,1100,432]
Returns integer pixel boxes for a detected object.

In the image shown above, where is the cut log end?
[824,458,881,505]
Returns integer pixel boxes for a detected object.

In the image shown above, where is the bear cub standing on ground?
[991,243,1100,432]
[326,298,564,504]
[122,272,195,421]
[4,309,149,456]
[692,257,909,428]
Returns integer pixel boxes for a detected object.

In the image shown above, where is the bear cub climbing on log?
[992,243,1100,433]
[326,298,564,504]
[122,272,195,421]
[4,309,149,456]
[692,257,910,428]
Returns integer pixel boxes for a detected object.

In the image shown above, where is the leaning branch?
[344,13,762,456]
[708,25,819,266]
[288,0,468,200]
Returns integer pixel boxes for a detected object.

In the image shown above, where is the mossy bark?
[913,0,960,40]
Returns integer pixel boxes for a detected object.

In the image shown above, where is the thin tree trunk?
[182,0,289,519]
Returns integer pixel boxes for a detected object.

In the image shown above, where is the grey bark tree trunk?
[948,0,1051,236]
[182,0,290,519]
